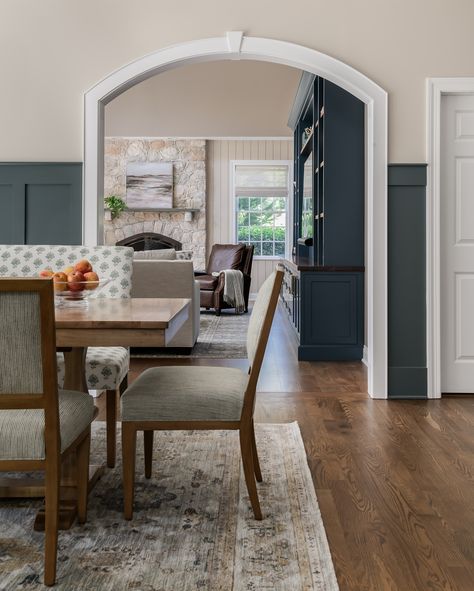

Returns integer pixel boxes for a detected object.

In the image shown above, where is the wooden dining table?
[0,296,191,529]
[56,297,191,393]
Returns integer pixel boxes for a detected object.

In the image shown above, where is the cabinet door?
[299,272,363,360]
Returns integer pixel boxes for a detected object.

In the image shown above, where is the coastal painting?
[126,162,173,209]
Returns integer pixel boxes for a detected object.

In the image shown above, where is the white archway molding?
[83,32,388,398]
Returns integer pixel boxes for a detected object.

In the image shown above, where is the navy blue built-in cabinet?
[282,75,365,361]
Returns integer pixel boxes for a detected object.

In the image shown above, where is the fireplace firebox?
[116,232,182,251]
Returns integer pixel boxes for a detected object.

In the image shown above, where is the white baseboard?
[362,345,369,367]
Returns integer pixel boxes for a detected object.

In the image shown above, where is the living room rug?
[132,310,250,359]
[0,422,339,591]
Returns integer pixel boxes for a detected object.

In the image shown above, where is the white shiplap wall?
[207,139,293,294]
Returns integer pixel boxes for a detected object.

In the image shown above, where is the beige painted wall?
[207,139,293,293]
[105,61,300,138]
[1,1,474,162]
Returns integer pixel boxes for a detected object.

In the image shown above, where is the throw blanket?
[212,269,245,313]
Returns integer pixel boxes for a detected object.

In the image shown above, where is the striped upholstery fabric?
[0,389,95,460]
[0,291,43,394]
[121,366,248,422]
[246,271,277,365]
[57,347,130,390]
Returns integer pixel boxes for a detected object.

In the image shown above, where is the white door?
[441,93,474,393]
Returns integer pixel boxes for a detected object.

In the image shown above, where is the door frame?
[426,77,474,398]
[83,31,388,398]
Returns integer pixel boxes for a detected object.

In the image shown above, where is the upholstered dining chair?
[120,269,283,520]
[0,278,96,586]
[0,244,134,469]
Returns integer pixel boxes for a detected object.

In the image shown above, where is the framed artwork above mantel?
[125,162,173,209]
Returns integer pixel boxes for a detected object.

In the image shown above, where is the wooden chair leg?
[44,457,60,586]
[106,389,117,468]
[239,428,262,520]
[144,430,154,479]
[76,429,91,524]
[122,423,137,520]
[251,421,262,483]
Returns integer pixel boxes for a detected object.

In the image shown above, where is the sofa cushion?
[196,274,218,291]
[207,244,245,274]
[133,249,176,260]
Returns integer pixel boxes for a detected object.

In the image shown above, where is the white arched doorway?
[83,32,388,398]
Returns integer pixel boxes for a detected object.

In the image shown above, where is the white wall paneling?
[207,139,293,293]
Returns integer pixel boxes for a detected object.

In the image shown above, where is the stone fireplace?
[103,138,206,269]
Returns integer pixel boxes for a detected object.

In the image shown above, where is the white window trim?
[230,159,293,260]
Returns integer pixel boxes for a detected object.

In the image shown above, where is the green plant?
[104,195,126,218]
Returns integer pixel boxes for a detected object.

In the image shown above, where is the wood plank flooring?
[96,306,474,591]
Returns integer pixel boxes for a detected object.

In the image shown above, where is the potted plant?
[104,195,127,220]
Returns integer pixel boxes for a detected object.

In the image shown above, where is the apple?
[67,271,85,292]
[83,271,99,290]
[52,271,68,292]
[63,265,74,275]
[74,259,93,274]
[39,269,54,278]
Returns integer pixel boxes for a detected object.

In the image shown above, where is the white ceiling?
[105,60,302,138]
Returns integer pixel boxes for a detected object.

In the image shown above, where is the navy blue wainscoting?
[0,163,82,245]
[388,164,427,398]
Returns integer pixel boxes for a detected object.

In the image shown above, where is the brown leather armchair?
[195,243,254,315]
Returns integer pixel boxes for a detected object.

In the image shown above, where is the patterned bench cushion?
[0,245,134,298]
[57,347,129,391]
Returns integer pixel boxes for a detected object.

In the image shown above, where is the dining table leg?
[63,347,89,393]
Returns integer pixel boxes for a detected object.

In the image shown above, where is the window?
[233,162,291,258]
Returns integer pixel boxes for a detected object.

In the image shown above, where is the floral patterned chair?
[0,244,134,468]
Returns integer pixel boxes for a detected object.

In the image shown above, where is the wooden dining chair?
[0,278,96,586]
[120,269,283,520]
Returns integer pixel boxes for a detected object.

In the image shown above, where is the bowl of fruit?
[39,259,110,307]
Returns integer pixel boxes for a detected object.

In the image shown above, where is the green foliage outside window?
[236,196,286,257]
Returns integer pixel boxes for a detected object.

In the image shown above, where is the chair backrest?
[207,243,245,274]
[242,270,283,421]
[241,245,254,277]
[0,278,60,453]
[0,245,134,298]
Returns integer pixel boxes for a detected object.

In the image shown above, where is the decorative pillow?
[176,250,193,260]
[133,249,176,260]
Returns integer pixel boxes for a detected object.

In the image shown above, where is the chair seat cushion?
[196,274,218,291]
[121,366,248,422]
[0,390,95,460]
[57,347,129,390]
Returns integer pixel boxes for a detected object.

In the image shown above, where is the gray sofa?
[131,259,200,348]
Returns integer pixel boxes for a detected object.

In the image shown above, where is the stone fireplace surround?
[104,138,206,270]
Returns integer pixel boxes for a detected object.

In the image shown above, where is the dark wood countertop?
[279,257,365,272]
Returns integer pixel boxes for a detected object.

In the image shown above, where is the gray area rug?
[132,310,250,359]
[0,422,339,590]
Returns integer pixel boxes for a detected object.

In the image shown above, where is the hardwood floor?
[96,306,474,591]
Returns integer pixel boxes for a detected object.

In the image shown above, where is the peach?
[74,259,93,274]
[63,265,74,275]
[83,271,99,290]
[67,271,85,292]
[39,269,54,278]
[52,271,68,292]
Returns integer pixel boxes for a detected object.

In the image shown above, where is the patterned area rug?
[132,310,250,359]
[0,423,338,590]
